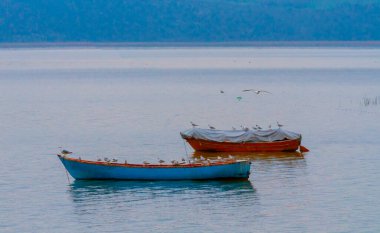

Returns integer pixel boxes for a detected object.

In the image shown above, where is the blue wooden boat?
[57,155,251,180]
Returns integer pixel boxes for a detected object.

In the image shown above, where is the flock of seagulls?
[190,121,284,130]
[219,88,272,100]
[61,150,235,165]
[220,89,272,95]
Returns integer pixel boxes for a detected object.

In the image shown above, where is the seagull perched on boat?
[208,124,216,130]
[181,158,186,162]
[61,150,72,155]
[277,121,284,128]
[256,124,262,130]
[143,161,150,165]
[97,158,102,161]
[242,89,272,95]
[112,159,118,163]
[104,157,110,162]
[171,160,179,165]
[190,121,198,127]
[158,159,165,164]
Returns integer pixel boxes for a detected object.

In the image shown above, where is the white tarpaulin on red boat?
[180,128,301,143]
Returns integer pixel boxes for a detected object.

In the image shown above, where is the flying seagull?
[220,90,224,94]
[242,89,272,95]
[236,96,243,101]
[208,124,216,130]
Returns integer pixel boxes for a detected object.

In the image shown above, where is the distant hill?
[1,0,380,42]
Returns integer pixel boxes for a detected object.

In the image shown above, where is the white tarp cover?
[180,128,301,143]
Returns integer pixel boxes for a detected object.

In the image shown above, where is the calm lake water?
[0,47,379,233]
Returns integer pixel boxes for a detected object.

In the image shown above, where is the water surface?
[0,47,379,232]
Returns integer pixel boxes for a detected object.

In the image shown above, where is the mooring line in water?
[65,169,70,184]
[182,139,189,159]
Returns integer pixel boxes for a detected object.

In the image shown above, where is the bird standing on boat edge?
[190,121,198,127]
[61,149,72,155]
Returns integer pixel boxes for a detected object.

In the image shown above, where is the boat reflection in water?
[69,179,256,202]
[192,151,304,161]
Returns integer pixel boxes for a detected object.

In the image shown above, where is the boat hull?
[184,138,301,152]
[58,155,251,180]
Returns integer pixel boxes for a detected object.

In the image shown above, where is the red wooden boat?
[181,128,303,152]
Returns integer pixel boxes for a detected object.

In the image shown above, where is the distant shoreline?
[1,41,380,48]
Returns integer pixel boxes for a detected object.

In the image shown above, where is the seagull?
[112,159,118,163]
[208,124,216,130]
[181,158,186,162]
[97,158,102,161]
[171,160,179,165]
[256,124,262,130]
[232,127,236,130]
[252,126,258,130]
[124,160,128,164]
[190,121,198,127]
[236,96,243,101]
[61,150,72,155]
[242,89,272,95]
[268,124,272,129]
[277,121,284,128]
[158,159,165,164]
[220,90,224,94]
[143,161,150,165]
[104,157,110,162]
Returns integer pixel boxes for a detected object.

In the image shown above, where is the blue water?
[0,47,379,232]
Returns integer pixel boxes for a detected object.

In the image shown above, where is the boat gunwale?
[181,136,301,145]
[57,154,246,168]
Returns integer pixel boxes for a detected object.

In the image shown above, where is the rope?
[182,139,189,160]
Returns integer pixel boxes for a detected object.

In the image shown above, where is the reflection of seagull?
[242,89,272,95]
[208,124,216,130]
[277,121,284,128]
[190,121,198,127]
